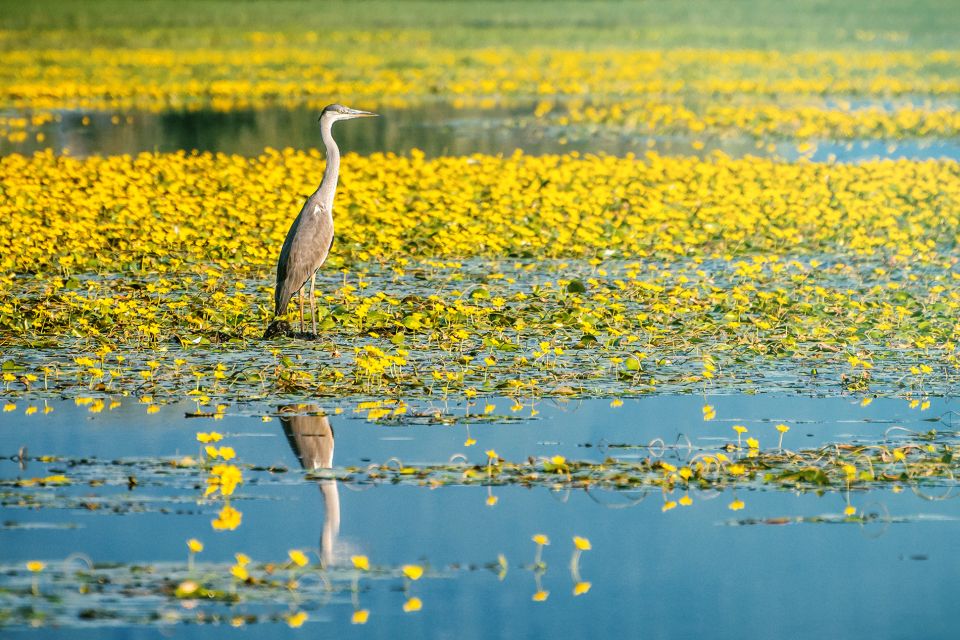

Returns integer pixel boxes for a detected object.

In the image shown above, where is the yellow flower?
[464,438,476,446]
[26,561,45,572]
[727,464,746,476]
[211,505,242,530]
[485,449,498,460]
[403,596,423,612]
[550,455,566,466]
[230,564,249,581]
[287,611,308,628]
[573,581,592,596]
[532,533,550,546]
[532,590,549,602]
[196,432,223,443]
[775,424,790,433]
[187,538,203,553]
[402,564,424,580]
[235,553,251,566]
[728,499,745,511]
[679,495,693,506]
[573,536,591,551]
[662,500,677,512]
[351,555,370,571]
[288,549,309,567]
[217,446,236,460]
[351,609,370,625]
[844,505,856,516]
[486,494,499,506]
[733,425,748,434]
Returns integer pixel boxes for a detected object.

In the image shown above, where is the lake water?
[3,395,960,637]
[3,103,960,161]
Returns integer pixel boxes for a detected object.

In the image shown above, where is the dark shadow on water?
[29,104,560,158]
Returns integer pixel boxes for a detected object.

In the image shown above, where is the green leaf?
[566,280,586,293]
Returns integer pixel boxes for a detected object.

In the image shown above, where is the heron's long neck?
[315,117,340,211]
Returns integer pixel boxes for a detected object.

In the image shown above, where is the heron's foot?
[263,320,322,340]
[262,320,291,339]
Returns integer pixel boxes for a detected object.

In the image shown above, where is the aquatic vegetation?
[0,151,958,401]
[2,44,960,146]
[2,1,959,635]
[6,424,960,512]
[0,554,488,629]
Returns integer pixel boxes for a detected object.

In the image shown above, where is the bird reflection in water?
[279,405,340,566]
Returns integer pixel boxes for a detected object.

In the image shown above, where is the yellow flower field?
[1,43,959,143]
[2,149,958,274]
[1,150,957,401]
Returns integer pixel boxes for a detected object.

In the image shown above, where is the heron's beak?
[347,109,378,118]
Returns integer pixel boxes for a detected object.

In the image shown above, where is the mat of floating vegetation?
[0,556,490,629]
[4,428,959,504]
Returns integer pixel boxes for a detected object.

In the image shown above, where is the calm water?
[3,103,960,161]
[3,395,960,637]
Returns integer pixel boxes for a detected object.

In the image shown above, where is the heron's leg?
[309,271,318,335]
[298,288,305,333]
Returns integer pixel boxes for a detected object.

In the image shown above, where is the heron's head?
[319,104,378,124]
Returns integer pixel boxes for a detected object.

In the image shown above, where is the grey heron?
[264,104,377,338]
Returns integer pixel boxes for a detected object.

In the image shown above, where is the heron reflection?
[279,405,340,566]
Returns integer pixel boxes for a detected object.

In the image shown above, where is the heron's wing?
[274,210,302,314]
[274,200,335,315]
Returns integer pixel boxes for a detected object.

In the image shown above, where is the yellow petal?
[286,611,308,628]
[402,564,424,581]
[351,609,369,624]
[288,549,309,567]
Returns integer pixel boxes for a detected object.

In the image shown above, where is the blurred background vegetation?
[1,0,957,49]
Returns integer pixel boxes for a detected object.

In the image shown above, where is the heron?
[264,104,378,338]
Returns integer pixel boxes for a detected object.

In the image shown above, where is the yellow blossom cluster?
[2,149,958,277]
[1,42,959,144]
[205,463,242,496]
[546,97,960,140]
[0,149,957,400]
[2,45,958,114]
[212,504,242,530]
